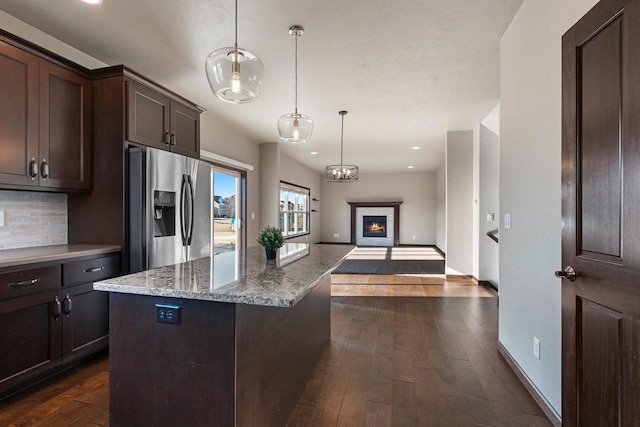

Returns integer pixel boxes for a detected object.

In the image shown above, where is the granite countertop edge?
[94,245,353,308]
[0,244,123,269]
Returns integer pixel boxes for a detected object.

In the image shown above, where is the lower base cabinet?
[0,253,119,398]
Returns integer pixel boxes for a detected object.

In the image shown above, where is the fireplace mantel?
[348,202,403,246]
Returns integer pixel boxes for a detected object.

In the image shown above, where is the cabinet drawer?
[63,254,119,287]
[0,265,61,301]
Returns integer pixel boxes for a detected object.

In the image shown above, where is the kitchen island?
[94,243,352,427]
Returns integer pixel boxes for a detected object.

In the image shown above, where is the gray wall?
[499,0,598,415]
[445,130,473,275]
[259,143,280,232]
[478,125,499,287]
[200,114,261,247]
[435,165,446,253]
[279,154,322,244]
[320,172,437,245]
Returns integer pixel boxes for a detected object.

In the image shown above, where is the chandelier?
[325,111,359,183]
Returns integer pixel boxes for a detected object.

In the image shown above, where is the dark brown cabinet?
[0,37,92,192]
[38,61,92,191]
[0,253,119,398]
[0,265,63,396]
[0,40,39,187]
[127,79,200,159]
[60,254,118,364]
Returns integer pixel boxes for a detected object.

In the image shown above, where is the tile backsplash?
[0,190,68,250]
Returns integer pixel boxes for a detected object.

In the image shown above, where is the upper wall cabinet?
[0,39,92,192]
[126,79,199,159]
[0,41,39,187]
[39,61,92,191]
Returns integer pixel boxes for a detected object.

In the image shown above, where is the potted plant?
[257,226,284,260]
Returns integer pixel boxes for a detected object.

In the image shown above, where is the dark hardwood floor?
[0,285,550,426]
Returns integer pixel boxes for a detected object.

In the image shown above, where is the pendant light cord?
[234,0,238,50]
[294,33,298,115]
[340,113,344,168]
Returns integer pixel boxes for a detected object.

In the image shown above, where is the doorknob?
[555,266,577,281]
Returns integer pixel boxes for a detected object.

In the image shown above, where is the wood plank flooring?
[0,276,549,427]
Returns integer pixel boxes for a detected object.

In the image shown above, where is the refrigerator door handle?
[187,175,195,245]
[180,174,188,247]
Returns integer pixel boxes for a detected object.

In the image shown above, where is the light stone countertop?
[94,244,354,308]
[0,244,122,268]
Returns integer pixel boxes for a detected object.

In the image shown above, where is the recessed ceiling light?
[412,146,421,150]
[408,165,414,169]
[310,151,318,155]
[82,0,103,4]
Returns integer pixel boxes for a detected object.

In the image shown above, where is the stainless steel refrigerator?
[128,146,211,273]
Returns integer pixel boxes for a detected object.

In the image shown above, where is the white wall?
[200,114,261,247]
[259,143,280,232]
[435,165,446,253]
[478,125,499,287]
[500,0,598,416]
[0,10,107,69]
[279,154,322,244]
[446,130,474,275]
[320,172,437,245]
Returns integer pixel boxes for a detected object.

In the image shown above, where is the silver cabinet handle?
[84,266,105,273]
[555,266,577,281]
[7,278,40,288]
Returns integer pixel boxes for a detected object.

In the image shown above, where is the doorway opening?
[212,168,243,254]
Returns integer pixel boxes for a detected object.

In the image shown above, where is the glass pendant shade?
[277,113,313,143]
[278,25,312,143]
[206,47,263,104]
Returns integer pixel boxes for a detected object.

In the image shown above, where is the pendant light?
[277,25,313,143]
[325,111,359,183]
[205,0,263,103]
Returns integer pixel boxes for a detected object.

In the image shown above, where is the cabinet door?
[126,79,171,150]
[170,101,200,159]
[61,282,109,365]
[0,41,39,187]
[39,61,92,190]
[0,290,62,396]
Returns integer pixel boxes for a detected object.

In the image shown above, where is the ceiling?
[0,0,523,173]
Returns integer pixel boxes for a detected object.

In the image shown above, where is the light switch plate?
[0,210,5,227]
[504,213,511,229]
[533,337,540,359]
[487,213,495,222]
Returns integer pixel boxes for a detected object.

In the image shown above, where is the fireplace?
[363,216,387,238]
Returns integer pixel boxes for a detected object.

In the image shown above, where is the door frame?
[210,164,247,253]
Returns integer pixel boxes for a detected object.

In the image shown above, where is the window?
[279,182,310,238]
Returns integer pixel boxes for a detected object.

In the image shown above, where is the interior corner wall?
[279,154,322,244]
[435,165,446,253]
[500,0,598,415]
[259,143,280,231]
[446,130,474,275]
[200,114,261,247]
[320,172,437,245]
[472,126,480,279]
[478,124,499,288]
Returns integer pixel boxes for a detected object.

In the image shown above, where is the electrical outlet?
[156,304,181,325]
[412,235,416,239]
[334,233,339,238]
[504,213,511,229]
[0,210,4,227]
[533,337,540,359]
[251,212,255,219]
[487,212,495,222]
